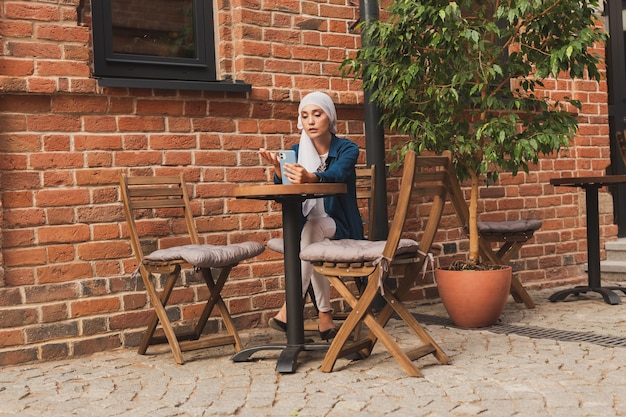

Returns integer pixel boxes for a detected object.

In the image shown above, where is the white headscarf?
[296,92,337,216]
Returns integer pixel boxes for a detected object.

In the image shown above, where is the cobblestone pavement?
[2,284,626,417]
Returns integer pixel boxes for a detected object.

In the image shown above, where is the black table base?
[230,184,346,373]
[231,342,330,373]
[549,176,626,306]
[549,285,626,305]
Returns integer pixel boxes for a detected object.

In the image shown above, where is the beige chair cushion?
[300,238,419,263]
[144,242,264,268]
[267,237,285,253]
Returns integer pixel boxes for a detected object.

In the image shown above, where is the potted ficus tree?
[343,0,606,326]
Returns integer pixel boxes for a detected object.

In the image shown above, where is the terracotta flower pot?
[435,266,512,328]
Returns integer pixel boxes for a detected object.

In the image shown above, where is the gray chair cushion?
[300,238,419,263]
[267,237,284,253]
[478,220,542,235]
[144,242,264,268]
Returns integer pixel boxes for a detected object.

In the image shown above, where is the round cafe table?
[230,183,346,373]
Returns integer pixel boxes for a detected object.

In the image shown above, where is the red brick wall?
[0,0,613,366]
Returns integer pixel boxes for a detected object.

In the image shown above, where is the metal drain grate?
[412,313,626,348]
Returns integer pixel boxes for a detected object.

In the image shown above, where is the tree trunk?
[468,169,480,264]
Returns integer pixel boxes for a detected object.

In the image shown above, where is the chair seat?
[300,238,419,263]
[144,242,264,268]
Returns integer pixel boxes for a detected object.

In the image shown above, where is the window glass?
[110,0,196,59]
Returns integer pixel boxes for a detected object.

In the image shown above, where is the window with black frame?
[91,0,250,92]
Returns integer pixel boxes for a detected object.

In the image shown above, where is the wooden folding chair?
[120,173,264,364]
[443,151,537,309]
[300,151,450,377]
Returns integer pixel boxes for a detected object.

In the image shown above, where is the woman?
[259,92,364,340]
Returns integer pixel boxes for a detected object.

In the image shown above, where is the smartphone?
[278,150,297,184]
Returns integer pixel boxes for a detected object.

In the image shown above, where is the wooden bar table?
[231,183,346,373]
[549,175,626,304]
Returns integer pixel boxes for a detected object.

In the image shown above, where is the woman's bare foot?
[318,311,337,340]
[268,303,288,332]
[273,303,287,323]
[318,311,335,333]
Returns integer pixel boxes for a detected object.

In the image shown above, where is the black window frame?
[91,0,250,92]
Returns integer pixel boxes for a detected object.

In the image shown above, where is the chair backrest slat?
[128,187,184,197]
[130,200,187,209]
[125,176,182,185]
[355,164,376,240]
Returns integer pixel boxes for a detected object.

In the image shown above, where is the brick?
[40,343,70,361]
[0,58,34,76]
[40,303,69,323]
[0,95,51,114]
[87,152,113,167]
[29,152,84,169]
[6,2,59,20]
[109,310,152,330]
[0,347,38,367]
[52,95,108,113]
[115,151,162,166]
[27,114,81,132]
[4,268,35,286]
[3,228,35,248]
[78,241,131,261]
[46,208,75,225]
[0,114,26,132]
[150,134,196,150]
[122,293,149,311]
[70,296,121,318]
[0,76,27,92]
[74,168,121,186]
[0,288,22,307]
[27,77,58,93]
[92,224,120,240]
[36,262,92,284]
[0,329,24,347]
[35,189,90,207]
[8,41,62,59]
[94,260,122,277]
[79,278,108,297]
[42,171,72,188]
[36,25,90,43]
[0,307,38,328]
[81,317,108,335]
[42,134,71,151]
[164,151,192,166]
[3,247,47,267]
[192,117,236,132]
[118,116,165,132]
[168,287,195,305]
[24,282,78,303]
[136,99,184,116]
[72,335,122,356]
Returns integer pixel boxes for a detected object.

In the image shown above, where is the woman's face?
[300,104,331,142]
